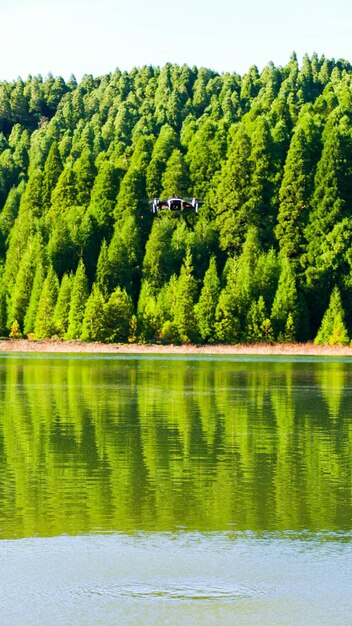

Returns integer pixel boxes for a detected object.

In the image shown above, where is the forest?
[0,52,352,345]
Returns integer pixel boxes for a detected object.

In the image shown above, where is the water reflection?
[0,355,351,538]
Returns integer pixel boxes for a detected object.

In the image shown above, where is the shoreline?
[1,339,352,356]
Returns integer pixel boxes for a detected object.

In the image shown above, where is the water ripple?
[80,580,263,602]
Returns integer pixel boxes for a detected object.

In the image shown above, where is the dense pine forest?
[1,52,352,345]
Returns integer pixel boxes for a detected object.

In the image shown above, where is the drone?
[151,196,203,214]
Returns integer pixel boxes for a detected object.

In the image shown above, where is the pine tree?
[194,257,220,343]
[160,149,189,197]
[186,118,227,198]
[270,257,299,341]
[95,239,111,297]
[275,110,320,264]
[53,273,73,338]
[80,284,106,342]
[213,124,252,252]
[103,286,134,342]
[88,160,122,235]
[214,287,241,343]
[142,218,175,289]
[173,251,198,344]
[246,296,272,343]
[146,124,178,197]
[23,259,46,335]
[137,280,162,342]
[42,141,63,209]
[34,266,59,338]
[73,147,97,207]
[65,259,89,339]
[305,116,352,285]
[7,234,43,331]
[246,116,276,246]
[314,286,349,345]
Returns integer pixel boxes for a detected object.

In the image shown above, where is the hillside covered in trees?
[0,53,352,345]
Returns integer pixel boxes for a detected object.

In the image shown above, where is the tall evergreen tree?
[213,125,252,252]
[314,286,349,345]
[34,266,59,338]
[305,115,352,286]
[103,287,134,342]
[270,256,300,341]
[65,259,89,340]
[53,273,73,338]
[80,283,106,342]
[23,259,46,335]
[173,250,198,344]
[195,256,220,343]
[275,110,320,264]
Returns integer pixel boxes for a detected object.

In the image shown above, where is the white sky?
[1,0,352,81]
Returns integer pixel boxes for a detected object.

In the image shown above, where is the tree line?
[0,53,352,344]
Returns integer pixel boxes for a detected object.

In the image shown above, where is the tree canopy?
[1,56,352,345]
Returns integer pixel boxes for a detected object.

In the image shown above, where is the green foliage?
[270,256,299,341]
[34,266,59,338]
[246,296,274,343]
[1,58,352,344]
[80,283,106,342]
[314,286,349,345]
[53,273,73,337]
[195,257,220,342]
[9,319,22,338]
[65,259,89,339]
[23,259,46,335]
[213,124,252,252]
[172,251,198,344]
[137,280,163,342]
[103,287,134,342]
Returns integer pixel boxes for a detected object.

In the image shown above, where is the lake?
[0,354,351,624]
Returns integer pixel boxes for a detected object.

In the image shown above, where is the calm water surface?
[0,354,352,624]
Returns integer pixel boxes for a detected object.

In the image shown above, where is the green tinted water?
[0,354,351,624]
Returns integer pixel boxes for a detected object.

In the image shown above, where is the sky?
[1,0,352,81]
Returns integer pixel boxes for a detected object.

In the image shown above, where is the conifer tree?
[142,218,175,289]
[246,116,276,246]
[95,239,110,297]
[160,149,189,197]
[0,182,23,252]
[137,280,162,342]
[246,296,273,343]
[103,286,134,342]
[73,147,97,207]
[275,110,320,264]
[80,283,106,342]
[0,284,7,336]
[7,235,43,331]
[88,160,122,235]
[173,250,198,344]
[305,116,352,285]
[50,166,77,214]
[213,125,252,252]
[42,141,63,209]
[23,259,46,335]
[146,124,178,197]
[270,257,299,341]
[195,257,220,343]
[186,119,227,198]
[214,288,241,343]
[34,266,59,338]
[53,273,73,338]
[65,259,89,339]
[314,286,349,345]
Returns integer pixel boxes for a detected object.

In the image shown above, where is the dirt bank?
[0,339,352,356]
